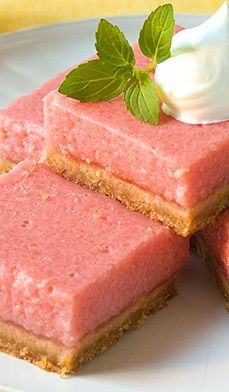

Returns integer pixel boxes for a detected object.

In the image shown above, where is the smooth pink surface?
[0,162,188,347]
[199,210,229,279]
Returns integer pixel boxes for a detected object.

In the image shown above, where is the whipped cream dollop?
[154,1,229,124]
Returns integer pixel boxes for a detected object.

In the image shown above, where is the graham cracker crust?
[192,235,229,308]
[0,273,178,375]
[46,154,229,237]
[0,159,14,174]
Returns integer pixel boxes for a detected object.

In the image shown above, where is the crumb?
[141,167,147,174]
[22,164,36,178]
[93,211,107,220]
[28,145,35,153]
[93,212,103,219]
[174,168,187,179]
[85,158,91,165]
[22,170,30,177]
[39,191,50,200]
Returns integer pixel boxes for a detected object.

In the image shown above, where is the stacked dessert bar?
[0,30,228,375]
[193,210,229,306]
[0,161,188,374]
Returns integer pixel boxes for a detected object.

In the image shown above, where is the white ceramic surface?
[0,14,228,392]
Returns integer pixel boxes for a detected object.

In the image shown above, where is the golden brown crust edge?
[0,159,15,174]
[46,154,229,237]
[192,235,229,308]
[0,274,178,376]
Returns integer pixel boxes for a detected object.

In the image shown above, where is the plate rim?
[0,13,208,42]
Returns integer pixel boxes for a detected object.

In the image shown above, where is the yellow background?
[0,0,223,33]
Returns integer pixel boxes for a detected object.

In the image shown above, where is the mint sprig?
[58,4,175,125]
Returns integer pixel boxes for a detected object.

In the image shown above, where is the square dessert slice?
[0,45,149,173]
[193,209,229,306]
[43,83,229,237]
[0,70,66,172]
[0,162,189,374]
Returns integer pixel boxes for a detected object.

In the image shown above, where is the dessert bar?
[0,162,189,373]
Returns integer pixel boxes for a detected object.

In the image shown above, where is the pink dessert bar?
[0,70,66,173]
[193,209,229,305]
[0,162,189,374]
[43,72,229,237]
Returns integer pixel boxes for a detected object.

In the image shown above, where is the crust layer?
[46,154,229,237]
[0,274,178,375]
[0,159,15,174]
[192,235,229,307]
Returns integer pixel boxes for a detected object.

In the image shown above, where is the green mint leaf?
[95,19,135,67]
[124,70,160,125]
[138,4,175,64]
[58,59,131,102]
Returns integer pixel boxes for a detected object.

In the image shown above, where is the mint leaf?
[124,71,160,125]
[95,19,135,67]
[58,5,175,126]
[58,59,131,102]
[138,4,175,64]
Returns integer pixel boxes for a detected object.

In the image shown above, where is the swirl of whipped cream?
[154,1,229,124]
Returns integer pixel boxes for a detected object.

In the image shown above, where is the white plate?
[0,14,228,392]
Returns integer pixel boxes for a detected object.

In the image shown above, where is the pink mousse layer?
[0,45,149,164]
[0,71,67,163]
[198,210,229,280]
[0,162,188,348]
